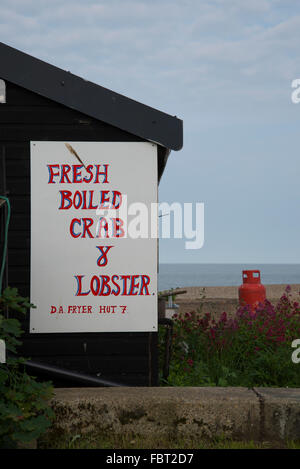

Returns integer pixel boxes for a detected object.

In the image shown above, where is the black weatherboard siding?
[0,82,159,386]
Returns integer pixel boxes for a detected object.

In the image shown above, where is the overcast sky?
[1,0,300,263]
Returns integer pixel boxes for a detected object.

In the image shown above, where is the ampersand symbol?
[96,245,114,267]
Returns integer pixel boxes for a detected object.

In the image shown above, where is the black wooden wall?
[0,81,160,386]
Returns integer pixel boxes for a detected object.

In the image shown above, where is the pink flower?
[220,312,227,322]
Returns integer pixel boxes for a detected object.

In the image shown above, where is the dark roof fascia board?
[0,42,183,151]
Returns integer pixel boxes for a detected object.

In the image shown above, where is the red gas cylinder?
[239,270,266,310]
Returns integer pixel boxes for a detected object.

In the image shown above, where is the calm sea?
[158,264,300,291]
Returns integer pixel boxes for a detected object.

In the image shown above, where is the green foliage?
[160,287,300,388]
[39,430,300,450]
[0,287,32,355]
[0,287,54,449]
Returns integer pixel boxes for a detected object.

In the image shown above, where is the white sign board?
[30,141,157,333]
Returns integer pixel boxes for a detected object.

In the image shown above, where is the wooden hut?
[0,42,183,386]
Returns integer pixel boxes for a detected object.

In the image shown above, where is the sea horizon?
[159,262,300,265]
[158,263,300,291]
